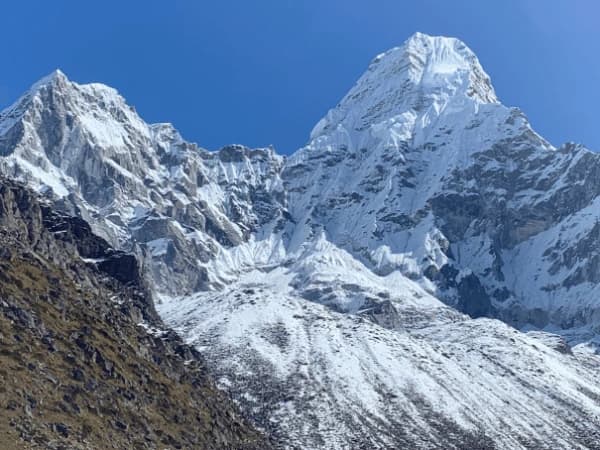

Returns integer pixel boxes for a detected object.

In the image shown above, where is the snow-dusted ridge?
[3,33,600,448]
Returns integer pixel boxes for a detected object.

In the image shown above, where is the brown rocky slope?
[0,178,271,449]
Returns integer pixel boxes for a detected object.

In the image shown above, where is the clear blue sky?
[1,1,598,154]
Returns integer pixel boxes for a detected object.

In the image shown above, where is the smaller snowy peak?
[29,68,69,92]
[0,69,139,139]
[25,70,138,119]
[1,69,152,150]
[0,70,158,204]
[0,70,68,136]
[310,32,498,140]
[28,69,115,97]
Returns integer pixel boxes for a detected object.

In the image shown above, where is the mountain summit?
[310,32,498,140]
[3,33,600,449]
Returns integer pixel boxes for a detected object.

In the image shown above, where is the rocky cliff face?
[0,72,285,295]
[0,178,269,449]
[3,32,600,449]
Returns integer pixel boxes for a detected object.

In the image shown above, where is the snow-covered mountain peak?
[1,69,145,145]
[6,34,600,448]
[401,32,495,98]
[309,33,498,141]
[29,68,117,98]
[30,68,69,91]
[0,69,156,202]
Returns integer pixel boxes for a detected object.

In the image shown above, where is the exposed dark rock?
[457,272,494,319]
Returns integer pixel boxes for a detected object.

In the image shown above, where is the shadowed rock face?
[0,178,270,450]
[40,207,143,285]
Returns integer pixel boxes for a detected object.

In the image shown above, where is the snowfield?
[158,245,600,449]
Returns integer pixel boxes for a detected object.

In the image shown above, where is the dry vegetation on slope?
[0,179,269,449]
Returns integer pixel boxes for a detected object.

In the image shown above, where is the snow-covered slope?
[158,239,600,449]
[3,32,600,448]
